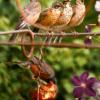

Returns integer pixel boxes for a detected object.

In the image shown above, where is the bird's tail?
[9,21,27,42]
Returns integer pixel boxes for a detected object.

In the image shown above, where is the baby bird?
[50,0,73,42]
[68,0,86,28]
[33,1,63,43]
[34,1,63,30]
[29,56,56,83]
[9,0,41,42]
[51,0,73,32]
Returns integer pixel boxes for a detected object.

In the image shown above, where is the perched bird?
[52,0,86,43]
[29,56,56,83]
[33,1,63,43]
[50,0,73,32]
[49,0,73,42]
[34,1,64,31]
[9,0,41,42]
[68,0,86,28]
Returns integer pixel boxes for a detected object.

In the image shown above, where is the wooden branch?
[0,42,100,49]
[0,29,100,37]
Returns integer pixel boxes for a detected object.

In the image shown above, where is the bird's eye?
[53,3,63,9]
[63,0,68,3]
[54,5,61,8]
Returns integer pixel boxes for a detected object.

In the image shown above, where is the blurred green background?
[0,0,100,100]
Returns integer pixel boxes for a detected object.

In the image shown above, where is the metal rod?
[0,30,100,37]
[36,32,100,37]
[0,42,100,49]
[0,29,30,35]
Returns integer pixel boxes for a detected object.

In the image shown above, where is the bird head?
[63,0,71,4]
[52,2,64,9]
[76,0,84,4]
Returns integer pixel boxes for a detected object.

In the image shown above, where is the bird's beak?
[82,0,84,3]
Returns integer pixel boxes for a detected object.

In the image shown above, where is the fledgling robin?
[9,0,41,42]
[33,1,63,43]
[28,56,56,83]
[68,0,86,28]
[34,1,64,31]
[51,0,73,32]
[49,0,73,42]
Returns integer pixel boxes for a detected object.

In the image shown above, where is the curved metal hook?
[21,31,34,58]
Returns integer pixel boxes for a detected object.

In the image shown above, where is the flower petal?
[72,76,81,86]
[79,97,86,100]
[85,25,92,32]
[73,87,84,98]
[85,88,96,97]
[80,71,89,82]
[84,37,92,45]
[87,78,96,86]
[93,80,100,90]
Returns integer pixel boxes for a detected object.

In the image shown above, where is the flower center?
[80,83,87,88]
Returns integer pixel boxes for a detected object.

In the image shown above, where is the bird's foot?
[53,31,64,43]
[53,36,58,43]
[58,31,65,43]
[70,28,78,38]
[45,31,53,44]
[72,31,79,38]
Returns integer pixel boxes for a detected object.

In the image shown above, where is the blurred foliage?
[0,0,100,100]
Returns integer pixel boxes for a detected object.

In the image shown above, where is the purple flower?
[84,25,92,45]
[93,81,100,91]
[85,25,92,33]
[72,71,96,99]
[84,36,92,45]
[93,81,100,100]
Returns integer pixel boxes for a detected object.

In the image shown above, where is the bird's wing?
[24,1,41,16]
[36,8,50,23]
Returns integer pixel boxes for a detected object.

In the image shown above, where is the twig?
[0,29,29,35]
[0,29,100,37]
[0,42,100,49]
